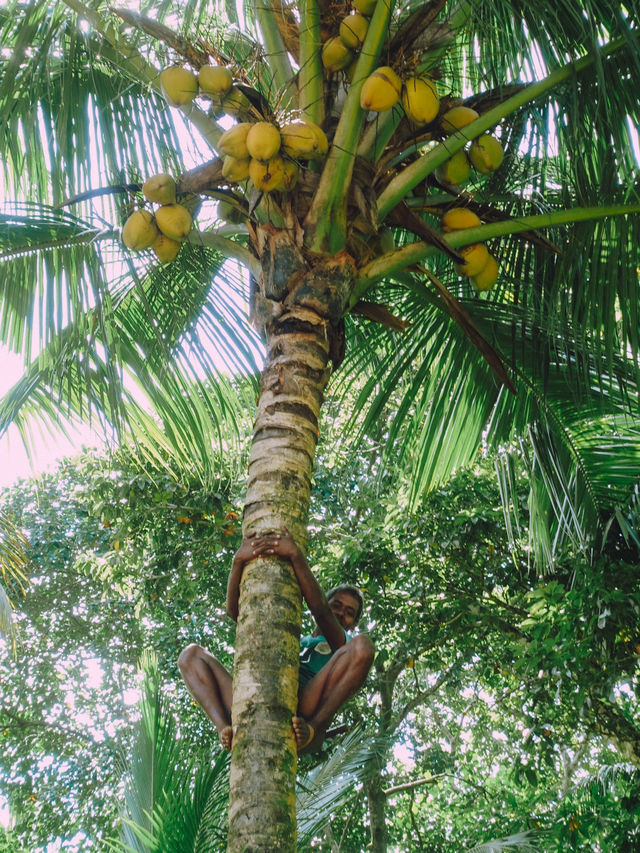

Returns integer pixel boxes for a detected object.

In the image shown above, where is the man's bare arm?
[252,526,346,650]
[227,534,257,621]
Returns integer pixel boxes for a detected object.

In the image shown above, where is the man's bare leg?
[178,644,233,749]
[294,634,374,753]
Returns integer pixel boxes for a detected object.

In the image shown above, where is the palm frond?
[1,204,262,481]
[0,584,15,643]
[465,828,546,852]
[0,506,29,641]
[0,0,222,200]
[334,255,640,546]
[566,760,638,798]
[108,652,230,853]
[0,508,29,590]
[297,724,392,845]
[0,204,110,354]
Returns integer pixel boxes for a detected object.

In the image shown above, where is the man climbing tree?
[179,527,374,753]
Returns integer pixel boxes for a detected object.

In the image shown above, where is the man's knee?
[178,643,204,674]
[349,634,374,671]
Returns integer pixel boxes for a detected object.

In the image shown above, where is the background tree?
[305,439,640,851]
[1,0,639,846]
[0,449,242,849]
[1,440,638,850]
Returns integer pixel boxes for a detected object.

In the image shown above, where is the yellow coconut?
[222,155,251,182]
[339,13,369,50]
[278,160,299,191]
[441,208,482,232]
[198,65,233,99]
[441,105,480,134]
[246,122,281,161]
[142,173,176,205]
[454,243,490,278]
[249,156,285,192]
[434,150,471,186]
[152,233,182,263]
[470,254,499,291]
[218,123,253,159]
[160,66,198,106]
[354,0,377,14]
[401,77,439,125]
[122,210,158,250]
[469,134,504,173]
[360,66,402,112]
[280,121,327,159]
[308,121,329,154]
[155,203,192,241]
[322,37,354,72]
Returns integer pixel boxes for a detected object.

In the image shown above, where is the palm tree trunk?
[227,227,355,852]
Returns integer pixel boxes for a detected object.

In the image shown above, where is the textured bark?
[365,774,389,853]
[590,693,640,770]
[227,228,355,852]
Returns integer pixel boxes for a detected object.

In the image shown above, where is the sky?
[0,346,100,489]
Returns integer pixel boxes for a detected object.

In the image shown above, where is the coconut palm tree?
[1,0,639,847]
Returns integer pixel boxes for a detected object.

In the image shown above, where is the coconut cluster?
[158,59,331,196]
[130,25,508,278]
[321,0,376,73]
[124,61,330,255]
[441,208,499,291]
[159,64,238,109]
[320,0,440,126]
[218,119,328,193]
[121,174,192,263]
[320,10,503,182]
[359,68,440,126]
[435,106,504,187]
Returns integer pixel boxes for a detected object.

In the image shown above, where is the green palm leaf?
[297,724,393,846]
[108,653,230,853]
[465,829,545,852]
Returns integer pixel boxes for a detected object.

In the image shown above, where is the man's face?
[328,591,360,630]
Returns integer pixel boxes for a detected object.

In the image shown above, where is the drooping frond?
[0,203,261,478]
[465,828,546,852]
[108,653,230,853]
[297,724,393,845]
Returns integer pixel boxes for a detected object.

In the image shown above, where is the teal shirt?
[299,633,350,687]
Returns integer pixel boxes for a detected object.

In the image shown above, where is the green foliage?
[0,449,242,850]
[108,657,390,852]
[304,441,640,851]
[108,654,229,853]
[1,0,639,848]
[0,0,639,542]
[0,827,28,852]
[0,442,638,850]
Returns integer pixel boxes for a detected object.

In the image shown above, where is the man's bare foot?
[292,716,316,752]
[220,725,233,751]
